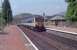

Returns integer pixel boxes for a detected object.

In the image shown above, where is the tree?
[0,13,1,17]
[2,0,13,24]
[65,0,75,2]
[65,0,77,22]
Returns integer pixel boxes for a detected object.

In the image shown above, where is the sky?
[0,0,67,16]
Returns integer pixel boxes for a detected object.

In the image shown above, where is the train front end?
[33,16,46,32]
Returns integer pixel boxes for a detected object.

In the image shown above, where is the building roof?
[49,16,65,21]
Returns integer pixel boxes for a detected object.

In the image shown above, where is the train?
[33,16,46,32]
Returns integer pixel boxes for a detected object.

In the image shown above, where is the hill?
[13,12,65,23]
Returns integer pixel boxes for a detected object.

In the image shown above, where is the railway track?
[18,25,77,50]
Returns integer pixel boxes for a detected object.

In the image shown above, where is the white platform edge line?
[46,28,77,34]
[16,26,39,50]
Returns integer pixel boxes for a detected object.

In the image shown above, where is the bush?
[0,17,6,30]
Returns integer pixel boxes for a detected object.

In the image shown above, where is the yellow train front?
[33,16,46,32]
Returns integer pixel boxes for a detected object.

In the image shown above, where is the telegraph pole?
[42,12,46,26]
[0,0,3,30]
